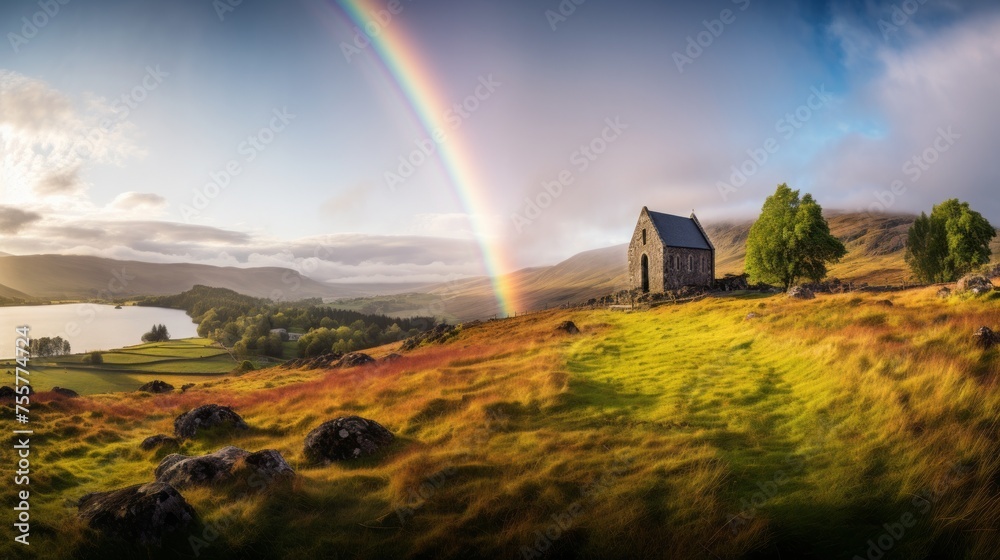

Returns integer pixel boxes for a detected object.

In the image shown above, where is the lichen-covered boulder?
[173,404,249,439]
[77,482,195,545]
[957,275,994,295]
[138,380,175,394]
[155,446,293,488]
[304,416,394,463]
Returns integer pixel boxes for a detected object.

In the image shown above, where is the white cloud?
[0,70,141,203]
[108,192,168,212]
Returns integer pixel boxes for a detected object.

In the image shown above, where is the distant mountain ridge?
[393,211,1000,320]
[0,255,417,301]
[2,212,997,319]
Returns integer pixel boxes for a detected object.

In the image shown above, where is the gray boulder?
[974,326,998,350]
[336,352,376,368]
[787,286,816,300]
[173,404,249,439]
[77,482,195,545]
[138,380,175,394]
[304,416,394,463]
[937,287,952,299]
[957,274,994,295]
[52,387,79,398]
[556,321,580,334]
[155,446,293,488]
[140,434,180,452]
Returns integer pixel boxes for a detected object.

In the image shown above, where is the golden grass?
[3,288,1000,558]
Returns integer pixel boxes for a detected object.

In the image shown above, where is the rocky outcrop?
[140,435,180,452]
[401,324,456,351]
[937,287,952,299]
[173,404,249,439]
[304,416,395,463]
[381,353,403,363]
[336,352,375,368]
[787,286,816,300]
[138,380,174,394]
[77,482,195,545]
[155,446,293,489]
[555,321,580,334]
[52,387,79,398]
[281,352,343,371]
[957,275,994,296]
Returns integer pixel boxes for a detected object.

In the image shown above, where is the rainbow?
[321,0,517,317]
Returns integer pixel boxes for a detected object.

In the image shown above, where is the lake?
[0,304,198,358]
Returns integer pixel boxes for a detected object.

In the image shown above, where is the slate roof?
[646,210,713,250]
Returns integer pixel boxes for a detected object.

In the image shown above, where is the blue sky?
[1,0,999,283]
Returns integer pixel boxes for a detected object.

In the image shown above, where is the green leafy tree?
[745,184,847,290]
[141,324,170,343]
[904,212,948,283]
[84,351,104,364]
[906,199,996,283]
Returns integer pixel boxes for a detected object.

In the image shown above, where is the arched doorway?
[640,254,649,293]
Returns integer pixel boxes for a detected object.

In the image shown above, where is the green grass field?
[1,338,237,395]
[3,288,1000,559]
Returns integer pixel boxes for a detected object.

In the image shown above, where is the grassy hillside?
[5,287,1000,558]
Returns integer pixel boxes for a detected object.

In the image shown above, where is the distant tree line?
[139,285,433,360]
[30,336,71,357]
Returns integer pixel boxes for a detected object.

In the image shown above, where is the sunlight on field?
[3,291,999,559]
[0,339,236,395]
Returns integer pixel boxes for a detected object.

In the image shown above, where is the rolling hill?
[8,287,1000,559]
[334,211,1000,321]
[0,255,416,301]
